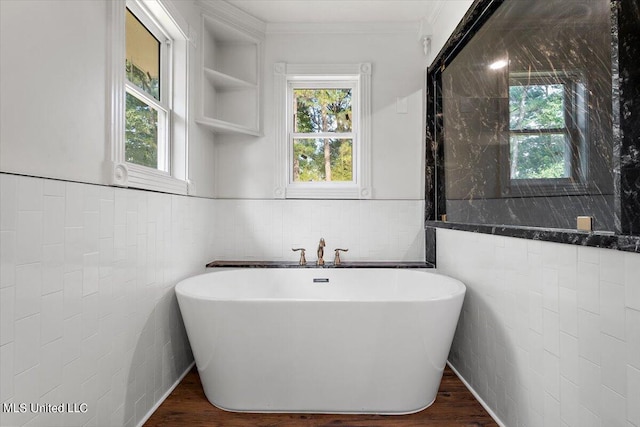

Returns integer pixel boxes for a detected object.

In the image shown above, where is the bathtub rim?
[175,267,466,303]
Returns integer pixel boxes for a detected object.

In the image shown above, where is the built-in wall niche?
[196,5,263,136]
[426,0,640,250]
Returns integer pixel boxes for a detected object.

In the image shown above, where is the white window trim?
[107,0,193,195]
[274,63,372,199]
[125,1,171,172]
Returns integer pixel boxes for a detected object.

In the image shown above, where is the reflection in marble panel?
[441,0,614,231]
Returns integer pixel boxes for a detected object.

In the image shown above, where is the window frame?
[288,79,358,185]
[502,71,589,197]
[274,63,372,199]
[108,0,192,195]
[125,2,171,172]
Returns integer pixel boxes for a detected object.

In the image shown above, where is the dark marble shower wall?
[441,0,615,231]
[616,0,640,235]
[426,0,640,253]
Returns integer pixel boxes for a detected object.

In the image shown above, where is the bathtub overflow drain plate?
[313,278,329,283]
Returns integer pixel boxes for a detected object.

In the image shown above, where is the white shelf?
[195,116,262,136]
[197,6,263,137]
[203,67,256,89]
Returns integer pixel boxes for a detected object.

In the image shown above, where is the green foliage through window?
[126,60,159,101]
[124,7,163,170]
[509,134,568,179]
[125,93,158,169]
[293,138,352,182]
[509,82,569,179]
[292,88,353,182]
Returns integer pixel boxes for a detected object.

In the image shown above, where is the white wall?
[211,199,425,262]
[0,0,107,185]
[214,28,429,200]
[0,2,219,425]
[427,0,474,65]
[0,0,217,198]
[0,173,216,427]
[209,23,436,261]
[0,1,474,425]
[437,228,640,427]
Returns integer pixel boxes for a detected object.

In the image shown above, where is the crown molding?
[197,0,266,40]
[266,21,418,35]
[427,0,446,27]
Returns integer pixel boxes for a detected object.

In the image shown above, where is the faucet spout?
[317,238,326,265]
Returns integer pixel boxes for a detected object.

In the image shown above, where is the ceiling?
[224,0,446,24]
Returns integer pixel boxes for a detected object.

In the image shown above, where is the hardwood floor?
[144,366,498,427]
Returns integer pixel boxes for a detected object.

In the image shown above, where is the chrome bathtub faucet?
[317,238,326,265]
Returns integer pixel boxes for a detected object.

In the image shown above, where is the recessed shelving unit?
[196,9,263,136]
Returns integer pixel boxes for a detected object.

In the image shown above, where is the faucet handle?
[292,248,306,265]
[333,248,349,265]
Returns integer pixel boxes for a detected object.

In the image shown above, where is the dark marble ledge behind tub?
[206,261,435,269]
[425,221,640,253]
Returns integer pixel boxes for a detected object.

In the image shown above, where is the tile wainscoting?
[0,173,214,427]
[0,173,426,426]
[437,227,640,427]
[210,199,425,263]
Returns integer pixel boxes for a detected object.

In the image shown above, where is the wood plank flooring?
[144,366,498,427]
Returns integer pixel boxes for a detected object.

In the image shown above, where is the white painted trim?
[273,62,287,198]
[197,0,266,40]
[135,361,196,427]
[107,0,127,186]
[127,163,188,194]
[266,21,417,35]
[146,0,190,39]
[107,0,191,194]
[197,11,264,136]
[285,185,362,199]
[274,62,372,199]
[446,361,506,427]
[427,0,446,28]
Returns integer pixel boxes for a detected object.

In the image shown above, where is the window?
[274,63,371,199]
[125,5,169,171]
[505,72,587,195]
[291,83,355,183]
[108,0,190,194]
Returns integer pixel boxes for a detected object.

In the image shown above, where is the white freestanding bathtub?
[175,268,465,415]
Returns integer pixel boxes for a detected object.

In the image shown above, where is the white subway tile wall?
[0,173,426,426]
[0,174,215,427]
[437,228,640,427]
[211,199,425,262]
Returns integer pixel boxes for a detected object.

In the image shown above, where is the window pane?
[125,92,158,169]
[126,9,160,100]
[509,83,564,130]
[509,133,569,179]
[293,89,352,133]
[293,138,352,182]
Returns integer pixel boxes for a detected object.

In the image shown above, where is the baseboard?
[136,360,196,427]
[446,361,507,427]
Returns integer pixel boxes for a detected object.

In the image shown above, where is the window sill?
[109,162,191,195]
[504,179,589,197]
[284,183,370,199]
